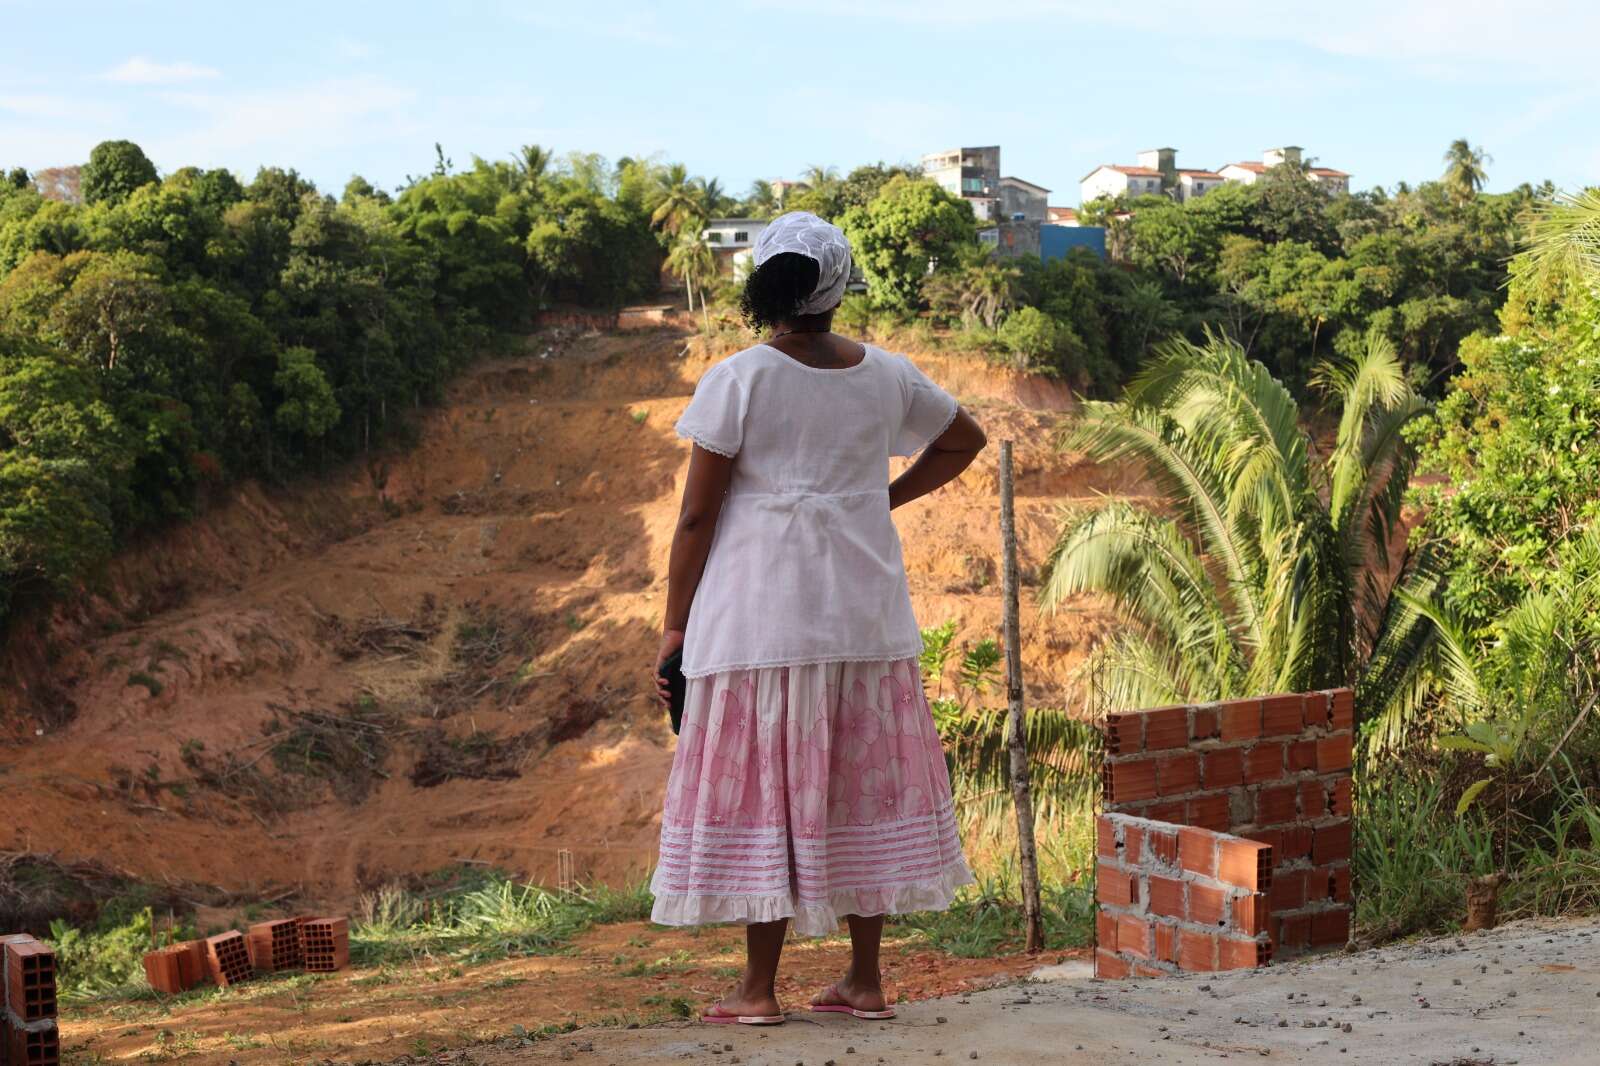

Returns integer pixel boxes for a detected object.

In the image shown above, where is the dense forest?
[0,136,1563,641]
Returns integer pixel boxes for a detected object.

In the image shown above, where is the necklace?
[770,326,830,340]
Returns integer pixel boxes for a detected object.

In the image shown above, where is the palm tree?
[1041,330,1427,716]
[1516,188,1600,292]
[924,250,1022,329]
[1442,139,1492,204]
[665,233,717,325]
[514,144,552,191]
[742,179,779,219]
[696,176,730,218]
[650,164,707,237]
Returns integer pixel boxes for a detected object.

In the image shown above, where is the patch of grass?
[1354,766,1494,940]
[616,949,692,977]
[352,874,652,966]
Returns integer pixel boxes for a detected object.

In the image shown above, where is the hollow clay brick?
[1231,892,1268,937]
[1220,936,1272,970]
[1190,705,1219,741]
[1244,743,1285,784]
[1105,757,1159,804]
[1217,838,1272,892]
[1186,793,1232,832]
[1188,883,1228,927]
[1145,826,1179,865]
[1219,698,1263,741]
[3,937,56,1022]
[1178,929,1217,972]
[1256,784,1298,825]
[1096,866,1139,908]
[1143,705,1190,750]
[1328,689,1355,730]
[1156,753,1200,796]
[1095,949,1131,978]
[1287,739,1318,772]
[1316,733,1353,773]
[1312,821,1353,865]
[1103,713,1142,756]
[1147,875,1186,919]
[1116,914,1152,959]
[1096,910,1119,952]
[1260,694,1304,736]
[1311,908,1351,946]
[1203,748,1244,789]
[1177,826,1218,877]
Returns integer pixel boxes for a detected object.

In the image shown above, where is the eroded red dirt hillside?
[0,327,1139,905]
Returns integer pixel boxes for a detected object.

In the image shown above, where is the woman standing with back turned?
[650,211,987,1025]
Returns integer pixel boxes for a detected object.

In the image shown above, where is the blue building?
[1041,224,1107,261]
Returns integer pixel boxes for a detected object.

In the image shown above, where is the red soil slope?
[0,327,1136,906]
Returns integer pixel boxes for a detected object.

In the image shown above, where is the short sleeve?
[675,361,745,457]
[891,355,960,457]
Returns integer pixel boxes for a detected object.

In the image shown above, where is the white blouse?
[674,343,960,678]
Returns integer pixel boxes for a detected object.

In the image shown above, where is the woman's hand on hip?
[654,629,686,709]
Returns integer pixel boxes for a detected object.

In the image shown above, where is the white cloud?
[771,0,1600,82]
[103,57,221,85]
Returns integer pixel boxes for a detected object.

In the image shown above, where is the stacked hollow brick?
[2,934,59,1066]
[1097,688,1354,976]
[298,917,350,973]
[1095,813,1272,977]
[139,914,351,995]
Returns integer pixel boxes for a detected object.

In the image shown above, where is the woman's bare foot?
[810,974,888,1013]
[708,982,783,1019]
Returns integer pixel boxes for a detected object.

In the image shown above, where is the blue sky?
[2,1,1595,204]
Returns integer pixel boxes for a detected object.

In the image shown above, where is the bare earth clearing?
[452,917,1600,1066]
[1,326,1134,901]
[1,325,1143,1059]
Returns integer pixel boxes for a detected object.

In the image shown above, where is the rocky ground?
[433,917,1600,1066]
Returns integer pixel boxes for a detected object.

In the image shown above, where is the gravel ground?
[440,917,1600,1066]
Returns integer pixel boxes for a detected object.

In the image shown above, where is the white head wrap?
[752,211,853,316]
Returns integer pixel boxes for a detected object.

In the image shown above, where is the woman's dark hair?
[740,252,820,331]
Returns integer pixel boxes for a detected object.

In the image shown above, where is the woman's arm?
[655,444,736,704]
[888,406,987,510]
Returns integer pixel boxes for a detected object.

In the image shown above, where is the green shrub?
[995,307,1062,373]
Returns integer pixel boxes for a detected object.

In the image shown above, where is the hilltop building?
[1217,147,1350,193]
[1081,145,1351,204]
[701,218,769,274]
[922,146,1003,222]
[999,176,1050,222]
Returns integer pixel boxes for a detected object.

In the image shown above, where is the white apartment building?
[1085,145,1351,204]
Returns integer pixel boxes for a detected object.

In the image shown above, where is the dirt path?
[435,918,1600,1066]
[60,920,1062,1063]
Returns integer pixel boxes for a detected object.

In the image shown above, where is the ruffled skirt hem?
[648,861,976,938]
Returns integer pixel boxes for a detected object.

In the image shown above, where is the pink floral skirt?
[649,657,973,937]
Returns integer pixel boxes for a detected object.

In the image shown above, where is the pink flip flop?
[808,985,896,1019]
[700,1005,786,1026]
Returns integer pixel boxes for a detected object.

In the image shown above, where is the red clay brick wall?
[1094,813,1273,977]
[1098,688,1354,969]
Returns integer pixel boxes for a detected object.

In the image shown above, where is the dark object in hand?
[658,648,686,734]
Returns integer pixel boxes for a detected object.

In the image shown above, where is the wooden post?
[999,440,1044,953]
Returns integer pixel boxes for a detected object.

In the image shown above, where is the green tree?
[649,163,708,237]
[996,306,1063,373]
[664,233,716,318]
[1442,139,1492,205]
[273,345,340,443]
[1042,330,1426,712]
[922,247,1021,328]
[839,176,975,310]
[81,140,159,206]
